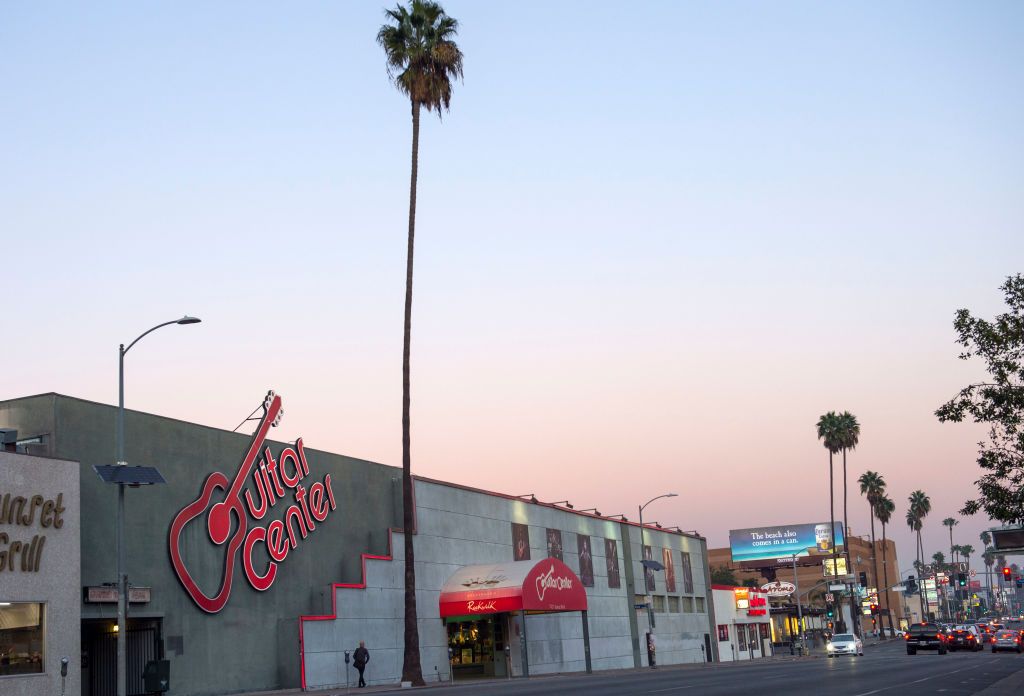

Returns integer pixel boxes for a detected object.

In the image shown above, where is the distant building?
[708,533,908,640]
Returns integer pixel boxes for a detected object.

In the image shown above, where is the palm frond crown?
[377,0,464,115]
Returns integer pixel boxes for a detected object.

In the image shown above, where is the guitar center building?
[0,393,717,695]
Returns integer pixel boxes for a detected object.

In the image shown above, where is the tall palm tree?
[908,490,931,618]
[906,509,926,619]
[817,412,844,627]
[858,471,886,637]
[943,517,958,569]
[836,412,860,633]
[378,2,463,685]
[875,494,896,636]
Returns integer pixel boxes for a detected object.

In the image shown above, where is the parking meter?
[344,650,350,691]
[60,657,69,696]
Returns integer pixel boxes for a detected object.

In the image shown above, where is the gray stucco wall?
[302,478,713,687]
[0,451,81,696]
[0,393,401,696]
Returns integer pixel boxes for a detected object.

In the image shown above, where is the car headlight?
[826,643,834,651]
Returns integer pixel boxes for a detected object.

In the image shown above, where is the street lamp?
[638,493,678,637]
[112,315,200,696]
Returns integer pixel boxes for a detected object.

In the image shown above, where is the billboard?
[729,522,845,564]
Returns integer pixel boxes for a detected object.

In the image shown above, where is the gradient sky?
[3,2,1023,575]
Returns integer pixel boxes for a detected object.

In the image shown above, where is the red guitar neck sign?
[168,390,338,613]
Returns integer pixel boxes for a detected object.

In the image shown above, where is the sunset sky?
[3,2,1022,574]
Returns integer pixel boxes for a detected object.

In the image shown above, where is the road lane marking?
[647,687,696,693]
[851,665,979,696]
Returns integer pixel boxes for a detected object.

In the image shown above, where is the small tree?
[710,565,740,585]
[936,274,1024,524]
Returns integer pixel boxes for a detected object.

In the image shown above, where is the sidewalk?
[231,654,819,696]
[976,666,1024,695]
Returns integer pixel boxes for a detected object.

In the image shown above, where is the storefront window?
[0,602,44,676]
[717,624,729,641]
[737,624,747,651]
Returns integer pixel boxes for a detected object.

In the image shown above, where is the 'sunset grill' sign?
[168,391,338,613]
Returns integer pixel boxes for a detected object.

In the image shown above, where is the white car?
[827,633,864,657]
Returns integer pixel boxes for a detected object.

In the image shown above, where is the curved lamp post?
[638,493,677,639]
[114,316,200,696]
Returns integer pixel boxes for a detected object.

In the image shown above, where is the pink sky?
[3,2,1022,577]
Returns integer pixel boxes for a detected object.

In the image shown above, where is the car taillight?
[904,633,910,641]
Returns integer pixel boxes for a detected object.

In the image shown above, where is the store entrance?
[81,618,162,696]
[446,615,507,679]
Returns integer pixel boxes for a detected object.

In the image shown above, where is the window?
[717,624,729,641]
[668,596,680,613]
[0,602,44,676]
[737,624,747,651]
[759,623,770,639]
[695,596,705,613]
[682,596,694,613]
[652,595,667,614]
[680,552,694,594]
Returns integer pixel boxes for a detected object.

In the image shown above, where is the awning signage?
[439,557,587,617]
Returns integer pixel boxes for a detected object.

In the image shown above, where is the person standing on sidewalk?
[353,641,370,688]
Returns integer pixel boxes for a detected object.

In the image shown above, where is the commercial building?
[710,586,772,661]
[0,392,717,695]
[709,531,907,640]
[0,449,81,696]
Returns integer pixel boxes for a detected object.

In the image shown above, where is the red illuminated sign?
[168,391,338,613]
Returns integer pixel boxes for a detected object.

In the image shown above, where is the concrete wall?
[302,479,713,687]
[0,393,401,696]
[0,451,81,696]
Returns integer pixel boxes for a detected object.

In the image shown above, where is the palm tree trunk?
[868,506,883,638]
[881,522,895,637]
[401,99,425,686]
[842,449,857,636]
[828,450,839,630]
[917,530,926,620]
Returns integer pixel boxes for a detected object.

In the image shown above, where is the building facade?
[710,586,772,661]
[0,450,81,696]
[709,533,907,639]
[1,393,716,695]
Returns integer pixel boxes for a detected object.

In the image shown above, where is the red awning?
[439,557,588,618]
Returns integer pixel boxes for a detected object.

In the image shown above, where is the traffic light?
[1003,567,1012,581]
[957,573,967,587]
[870,603,879,615]
[905,576,918,595]
[826,605,835,618]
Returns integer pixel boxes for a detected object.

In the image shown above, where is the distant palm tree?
[932,551,946,568]
[816,412,844,568]
[377,1,464,685]
[943,517,958,567]
[983,547,995,611]
[907,509,926,618]
[875,494,896,636]
[909,491,931,618]
[858,470,886,637]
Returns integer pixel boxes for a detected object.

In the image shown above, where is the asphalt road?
[410,641,1024,696]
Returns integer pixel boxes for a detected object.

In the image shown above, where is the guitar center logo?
[535,563,573,601]
[168,391,338,613]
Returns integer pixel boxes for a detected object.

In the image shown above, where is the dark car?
[947,626,983,652]
[906,622,948,655]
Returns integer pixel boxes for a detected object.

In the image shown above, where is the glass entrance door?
[447,616,506,679]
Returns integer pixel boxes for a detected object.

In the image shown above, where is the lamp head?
[177,316,202,325]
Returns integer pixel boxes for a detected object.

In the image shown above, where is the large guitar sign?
[169,390,338,613]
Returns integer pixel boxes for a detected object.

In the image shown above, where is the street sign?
[829,584,846,591]
[969,569,977,577]
[825,593,835,603]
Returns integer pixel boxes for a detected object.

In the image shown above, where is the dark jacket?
[353,647,369,667]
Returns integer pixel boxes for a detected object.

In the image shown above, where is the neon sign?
[168,391,338,613]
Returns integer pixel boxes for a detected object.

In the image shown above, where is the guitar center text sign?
[169,391,338,613]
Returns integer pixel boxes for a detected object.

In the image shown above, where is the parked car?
[991,630,1022,653]
[906,622,948,655]
[947,625,983,652]
[827,633,864,657]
